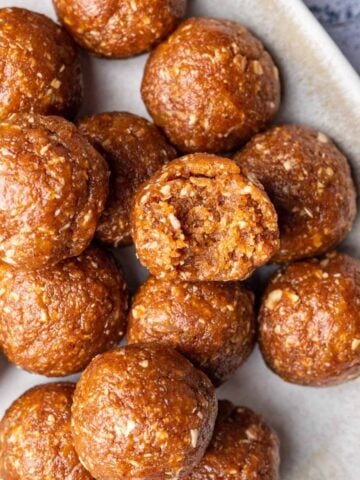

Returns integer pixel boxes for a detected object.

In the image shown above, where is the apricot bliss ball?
[234,124,356,262]
[259,252,360,386]
[53,0,188,58]
[132,154,279,281]
[0,246,128,377]
[142,17,280,153]
[71,344,217,480]
[78,111,177,247]
[0,114,109,270]
[185,401,280,480]
[0,7,82,120]
[127,277,256,385]
[0,383,92,480]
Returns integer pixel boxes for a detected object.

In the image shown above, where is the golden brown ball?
[185,401,280,480]
[234,124,356,262]
[72,344,217,480]
[0,114,109,270]
[142,17,280,153]
[53,0,187,58]
[259,252,360,386]
[0,383,92,480]
[0,7,82,120]
[127,277,255,385]
[0,246,128,377]
[78,112,177,247]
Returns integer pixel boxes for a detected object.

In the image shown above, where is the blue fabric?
[304,0,360,72]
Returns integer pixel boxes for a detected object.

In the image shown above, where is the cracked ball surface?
[132,154,279,281]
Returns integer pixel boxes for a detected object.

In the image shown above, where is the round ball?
[78,112,177,247]
[0,383,92,480]
[71,344,217,480]
[259,252,360,386]
[132,154,279,281]
[0,114,109,270]
[127,277,256,385]
[234,124,356,262]
[0,246,128,376]
[141,17,280,153]
[53,0,187,58]
[0,7,82,120]
[185,401,280,480]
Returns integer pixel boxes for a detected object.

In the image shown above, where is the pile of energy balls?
[0,1,358,479]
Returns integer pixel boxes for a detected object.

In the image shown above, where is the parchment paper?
[0,1,360,479]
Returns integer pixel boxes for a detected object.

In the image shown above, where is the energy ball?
[72,344,217,480]
[0,383,92,480]
[132,154,279,281]
[0,7,82,120]
[53,0,188,58]
[185,401,280,480]
[234,124,356,262]
[78,112,177,247]
[0,114,109,270]
[141,17,280,153]
[0,246,128,377]
[259,252,360,386]
[127,277,256,385]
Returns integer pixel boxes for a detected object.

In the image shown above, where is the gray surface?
[0,1,359,479]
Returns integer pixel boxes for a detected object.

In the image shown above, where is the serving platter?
[0,0,360,478]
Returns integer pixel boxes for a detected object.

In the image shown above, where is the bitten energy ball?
[128,277,256,385]
[132,154,279,281]
[0,246,128,377]
[0,383,92,480]
[142,17,280,153]
[53,0,187,58]
[185,401,280,480]
[72,344,217,480]
[0,114,109,270]
[234,124,356,262]
[78,112,177,247]
[259,252,360,386]
[0,7,82,120]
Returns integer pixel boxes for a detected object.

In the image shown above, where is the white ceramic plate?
[0,1,360,479]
